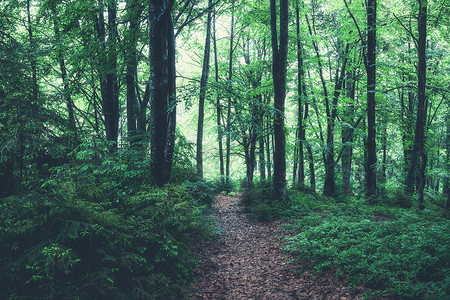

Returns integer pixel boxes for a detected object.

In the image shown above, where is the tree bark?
[406,0,427,210]
[445,107,450,209]
[259,137,266,180]
[94,0,119,150]
[51,4,77,143]
[266,112,272,180]
[366,0,377,200]
[294,1,305,185]
[126,0,140,145]
[149,0,175,186]
[226,1,235,185]
[196,0,212,179]
[400,68,415,175]
[342,69,356,195]
[163,15,177,184]
[270,0,288,202]
[106,1,119,148]
[213,9,225,180]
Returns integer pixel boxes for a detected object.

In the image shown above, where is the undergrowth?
[242,183,450,299]
[0,139,216,299]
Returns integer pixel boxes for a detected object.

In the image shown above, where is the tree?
[213,8,225,181]
[366,0,378,200]
[270,0,288,202]
[94,0,120,150]
[149,0,176,186]
[293,0,305,185]
[226,0,236,185]
[196,0,213,179]
[405,0,428,210]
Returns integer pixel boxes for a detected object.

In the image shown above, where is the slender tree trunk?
[163,15,176,183]
[259,137,266,180]
[294,1,305,185]
[445,107,450,209]
[381,123,387,185]
[400,68,415,174]
[243,134,257,188]
[325,43,349,196]
[95,0,119,150]
[226,1,235,185]
[266,114,272,180]
[126,0,139,144]
[106,1,119,148]
[302,94,315,190]
[213,9,224,180]
[270,0,288,202]
[342,70,355,195]
[408,0,427,210]
[51,5,76,142]
[27,0,38,105]
[23,0,38,190]
[196,0,212,179]
[405,0,427,198]
[366,0,377,200]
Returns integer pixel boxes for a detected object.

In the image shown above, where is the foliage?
[212,176,235,194]
[183,180,216,207]
[241,180,290,220]
[0,141,214,299]
[171,130,199,184]
[283,191,450,299]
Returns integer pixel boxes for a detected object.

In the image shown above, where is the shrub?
[212,176,234,194]
[284,206,450,299]
[183,180,216,207]
[0,144,214,299]
[241,180,291,220]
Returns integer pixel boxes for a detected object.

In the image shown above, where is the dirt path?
[191,193,362,299]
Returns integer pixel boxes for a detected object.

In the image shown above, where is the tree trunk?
[259,137,266,180]
[27,0,38,106]
[51,4,77,143]
[266,114,272,180]
[106,1,119,148]
[444,107,450,209]
[149,0,174,186]
[366,0,377,200]
[405,0,427,202]
[294,1,305,185]
[213,9,225,180]
[95,0,119,150]
[126,0,139,144]
[324,43,349,196]
[400,68,415,175]
[163,15,177,184]
[226,1,235,185]
[196,0,212,179]
[410,0,427,210]
[342,69,356,195]
[270,0,288,202]
[243,134,257,188]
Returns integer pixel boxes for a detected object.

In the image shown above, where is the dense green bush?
[241,180,291,220]
[0,140,215,299]
[183,180,216,207]
[212,176,234,194]
[283,191,450,299]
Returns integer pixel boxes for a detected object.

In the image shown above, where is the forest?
[0,0,449,298]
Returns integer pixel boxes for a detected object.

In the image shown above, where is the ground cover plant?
[0,140,216,299]
[242,183,450,299]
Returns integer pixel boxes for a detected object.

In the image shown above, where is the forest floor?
[190,193,363,299]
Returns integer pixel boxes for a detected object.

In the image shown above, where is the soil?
[190,193,363,299]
